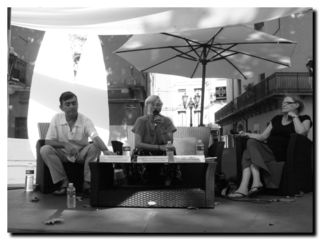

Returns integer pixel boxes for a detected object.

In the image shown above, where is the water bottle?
[122,142,131,157]
[24,163,34,192]
[67,183,76,208]
[166,141,175,162]
[196,139,205,155]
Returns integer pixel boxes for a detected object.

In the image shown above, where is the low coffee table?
[89,157,216,208]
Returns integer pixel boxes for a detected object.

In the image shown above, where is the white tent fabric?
[11,7,309,34]
[28,32,110,157]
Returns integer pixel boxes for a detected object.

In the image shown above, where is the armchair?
[234,134,313,196]
[36,123,84,193]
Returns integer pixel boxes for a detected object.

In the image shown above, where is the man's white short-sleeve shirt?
[46,112,98,151]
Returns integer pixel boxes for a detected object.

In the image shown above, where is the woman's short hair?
[59,91,77,105]
[285,95,304,113]
[144,95,161,114]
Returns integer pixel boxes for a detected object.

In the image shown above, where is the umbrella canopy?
[115,25,296,125]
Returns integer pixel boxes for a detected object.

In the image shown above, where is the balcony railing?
[215,72,312,123]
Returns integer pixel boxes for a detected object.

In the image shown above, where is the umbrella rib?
[161,32,201,45]
[208,43,238,61]
[190,60,201,78]
[209,27,224,43]
[223,58,247,80]
[213,45,291,67]
[141,45,203,72]
[161,33,203,60]
[171,47,198,61]
[212,41,293,46]
[210,47,247,79]
[116,45,195,54]
[205,27,224,57]
[184,40,202,59]
[210,52,238,61]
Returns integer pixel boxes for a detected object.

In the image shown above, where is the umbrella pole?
[200,61,206,126]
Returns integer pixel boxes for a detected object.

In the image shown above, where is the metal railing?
[215,72,312,122]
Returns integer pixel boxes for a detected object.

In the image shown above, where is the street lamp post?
[181,92,201,127]
[188,97,195,127]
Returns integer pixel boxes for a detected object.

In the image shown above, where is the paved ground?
[7,188,314,234]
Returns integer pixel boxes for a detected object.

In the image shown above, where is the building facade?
[151,74,227,127]
[215,10,314,140]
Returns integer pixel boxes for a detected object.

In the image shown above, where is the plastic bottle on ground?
[25,163,34,192]
[67,183,76,208]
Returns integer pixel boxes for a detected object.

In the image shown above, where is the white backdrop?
[27,32,109,157]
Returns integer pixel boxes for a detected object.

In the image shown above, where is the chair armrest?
[37,139,46,148]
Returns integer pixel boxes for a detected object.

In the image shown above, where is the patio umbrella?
[115,25,296,126]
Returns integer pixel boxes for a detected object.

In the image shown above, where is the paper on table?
[174,155,205,163]
[137,156,168,163]
[99,155,131,163]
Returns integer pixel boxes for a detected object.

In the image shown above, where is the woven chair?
[36,123,84,193]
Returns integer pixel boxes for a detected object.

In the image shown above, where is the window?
[15,117,28,139]
[8,54,27,84]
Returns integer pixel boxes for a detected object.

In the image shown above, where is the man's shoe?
[52,179,68,196]
[52,187,67,196]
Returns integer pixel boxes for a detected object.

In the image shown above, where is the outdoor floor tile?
[8,189,314,234]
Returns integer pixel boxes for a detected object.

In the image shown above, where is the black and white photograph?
[3,1,317,236]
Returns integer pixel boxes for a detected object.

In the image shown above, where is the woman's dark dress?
[242,114,311,187]
[267,115,312,162]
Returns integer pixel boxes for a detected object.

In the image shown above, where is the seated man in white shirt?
[40,91,114,196]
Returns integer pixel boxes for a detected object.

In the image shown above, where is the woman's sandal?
[248,186,263,198]
[227,191,248,199]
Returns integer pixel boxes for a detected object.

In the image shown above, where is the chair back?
[37,122,50,139]
[174,137,197,155]
[174,126,211,155]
